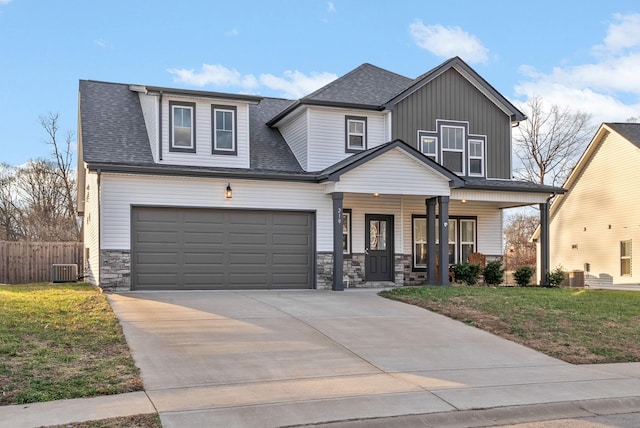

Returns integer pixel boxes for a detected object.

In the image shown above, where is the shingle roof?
[606,122,640,149]
[249,98,304,172]
[302,63,413,106]
[79,80,304,174]
[463,177,564,194]
[80,80,154,165]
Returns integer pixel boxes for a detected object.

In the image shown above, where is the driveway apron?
[108,289,640,428]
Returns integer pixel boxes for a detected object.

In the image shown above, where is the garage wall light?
[225,183,233,199]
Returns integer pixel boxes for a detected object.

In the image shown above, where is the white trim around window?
[212,105,237,155]
[345,116,367,152]
[420,135,438,162]
[169,101,196,153]
[441,125,465,175]
[342,209,352,256]
[468,138,485,177]
[412,216,476,270]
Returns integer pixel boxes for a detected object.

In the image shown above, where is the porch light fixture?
[461,199,467,204]
[373,192,380,197]
[225,183,233,199]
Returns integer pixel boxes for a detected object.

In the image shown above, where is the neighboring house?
[77,56,563,292]
[535,123,640,287]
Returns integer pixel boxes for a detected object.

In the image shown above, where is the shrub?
[483,260,505,286]
[514,265,535,287]
[546,266,566,287]
[452,263,482,285]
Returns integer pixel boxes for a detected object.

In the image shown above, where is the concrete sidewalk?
[2,289,640,428]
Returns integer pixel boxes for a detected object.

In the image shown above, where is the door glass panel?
[369,220,387,251]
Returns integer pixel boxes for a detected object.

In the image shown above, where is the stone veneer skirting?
[99,250,422,291]
[100,250,131,292]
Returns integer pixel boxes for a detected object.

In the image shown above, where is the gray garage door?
[131,207,314,290]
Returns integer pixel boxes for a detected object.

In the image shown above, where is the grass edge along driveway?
[0,283,143,406]
[380,286,640,364]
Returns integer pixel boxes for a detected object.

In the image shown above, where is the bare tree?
[40,112,79,240]
[15,159,77,241]
[503,211,538,271]
[515,96,594,186]
[0,163,25,240]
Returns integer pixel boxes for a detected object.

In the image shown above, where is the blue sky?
[1,0,639,166]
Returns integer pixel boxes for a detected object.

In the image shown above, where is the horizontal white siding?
[400,198,503,257]
[159,95,250,168]
[550,132,640,285]
[307,107,387,171]
[100,174,333,251]
[343,194,404,253]
[138,93,158,162]
[279,111,308,170]
[334,148,451,196]
[84,171,100,285]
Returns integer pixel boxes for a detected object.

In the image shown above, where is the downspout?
[158,91,163,161]
[96,169,102,287]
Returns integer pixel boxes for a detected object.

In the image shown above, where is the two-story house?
[77,57,563,291]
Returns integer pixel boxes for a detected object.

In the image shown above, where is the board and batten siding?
[83,171,100,285]
[138,93,158,162]
[158,95,250,168]
[307,108,388,172]
[99,173,333,251]
[550,131,640,285]
[331,148,451,196]
[279,111,309,170]
[391,68,512,179]
[400,198,503,257]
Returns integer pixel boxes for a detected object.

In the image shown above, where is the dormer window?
[212,105,237,155]
[169,101,196,153]
[345,116,367,152]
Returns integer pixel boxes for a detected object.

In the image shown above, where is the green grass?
[0,283,143,405]
[380,286,640,364]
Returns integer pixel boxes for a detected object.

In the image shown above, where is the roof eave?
[267,99,384,128]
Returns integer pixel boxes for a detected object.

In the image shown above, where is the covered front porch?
[317,140,559,290]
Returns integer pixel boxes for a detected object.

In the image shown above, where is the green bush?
[546,266,566,287]
[452,263,482,285]
[514,265,535,287]
[483,260,505,285]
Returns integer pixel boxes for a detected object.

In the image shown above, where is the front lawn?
[380,286,640,364]
[0,283,143,405]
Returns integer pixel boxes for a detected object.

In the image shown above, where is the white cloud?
[168,64,337,99]
[225,28,239,37]
[259,70,337,99]
[514,13,640,124]
[327,2,336,13]
[0,0,11,5]
[409,20,489,64]
[94,38,108,48]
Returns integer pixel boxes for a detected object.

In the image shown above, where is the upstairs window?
[420,135,437,162]
[169,101,196,153]
[468,139,485,176]
[345,116,367,152]
[441,125,464,174]
[212,105,237,155]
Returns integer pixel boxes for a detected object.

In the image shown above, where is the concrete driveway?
[108,289,640,428]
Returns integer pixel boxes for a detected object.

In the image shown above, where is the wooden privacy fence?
[0,241,83,284]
